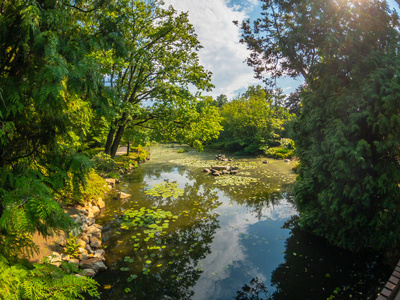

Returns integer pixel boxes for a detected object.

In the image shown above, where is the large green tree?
[0,0,108,297]
[216,85,291,154]
[241,0,400,251]
[100,0,220,157]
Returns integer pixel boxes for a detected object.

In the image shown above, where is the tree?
[216,85,291,154]
[100,0,220,157]
[241,0,400,251]
[0,0,107,297]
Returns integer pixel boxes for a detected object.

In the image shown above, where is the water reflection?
[94,148,390,299]
[270,219,392,300]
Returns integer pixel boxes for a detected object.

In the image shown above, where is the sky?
[164,0,399,100]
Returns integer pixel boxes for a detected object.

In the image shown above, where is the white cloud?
[164,0,260,99]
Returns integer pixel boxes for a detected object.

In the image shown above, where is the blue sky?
[164,0,399,99]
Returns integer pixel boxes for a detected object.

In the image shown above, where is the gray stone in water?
[97,198,106,209]
[81,258,106,272]
[105,178,116,187]
[118,192,131,200]
[81,269,96,277]
[212,166,231,171]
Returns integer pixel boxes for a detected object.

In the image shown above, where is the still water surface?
[94,145,391,299]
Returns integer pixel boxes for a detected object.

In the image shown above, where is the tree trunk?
[110,124,126,158]
[104,128,116,155]
[127,140,130,156]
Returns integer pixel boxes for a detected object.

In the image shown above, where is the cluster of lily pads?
[213,175,259,186]
[144,182,184,198]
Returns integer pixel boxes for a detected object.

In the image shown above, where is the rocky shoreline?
[45,177,130,278]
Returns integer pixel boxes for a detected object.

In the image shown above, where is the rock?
[81,258,107,272]
[48,252,62,267]
[78,247,88,254]
[262,160,268,164]
[105,178,116,187]
[94,249,105,256]
[212,166,231,171]
[79,253,88,261]
[284,159,291,163]
[88,217,95,226]
[86,225,102,238]
[97,198,106,209]
[85,244,93,253]
[91,205,100,216]
[56,235,67,247]
[81,235,90,244]
[77,239,86,249]
[81,269,96,277]
[90,236,101,248]
[74,215,84,224]
[94,224,103,230]
[61,253,70,261]
[68,258,79,264]
[118,192,131,200]
[81,223,88,232]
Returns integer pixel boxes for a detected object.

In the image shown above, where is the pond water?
[94,145,392,299]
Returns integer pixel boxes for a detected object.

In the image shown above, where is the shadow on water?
[92,146,391,299]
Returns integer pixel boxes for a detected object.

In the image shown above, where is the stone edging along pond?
[45,177,131,278]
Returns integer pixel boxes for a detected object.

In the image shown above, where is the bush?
[263,147,294,159]
[91,152,116,172]
[64,233,80,258]
[263,138,295,159]
[57,170,108,206]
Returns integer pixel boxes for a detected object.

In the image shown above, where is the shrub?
[64,233,80,258]
[57,170,108,206]
[91,152,116,172]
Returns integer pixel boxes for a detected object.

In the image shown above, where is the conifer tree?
[241,0,400,251]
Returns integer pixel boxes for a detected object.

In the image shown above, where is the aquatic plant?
[145,182,184,198]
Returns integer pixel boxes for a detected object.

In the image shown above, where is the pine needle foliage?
[241,0,400,251]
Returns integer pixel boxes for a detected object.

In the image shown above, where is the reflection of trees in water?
[95,177,221,299]
[270,218,392,300]
[235,278,272,300]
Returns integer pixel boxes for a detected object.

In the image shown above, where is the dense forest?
[1,0,400,298]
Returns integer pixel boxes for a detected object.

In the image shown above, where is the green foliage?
[215,85,292,155]
[264,138,295,159]
[177,147,189,153]
[101,0,221,157]
[247,0,400,251]
[57,170,108,206]
[64,233,80,259]
[264,147,294,160]
[0,255,99,299]
[91,152,117,172]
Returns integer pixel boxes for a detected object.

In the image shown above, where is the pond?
[94,145,392,299]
